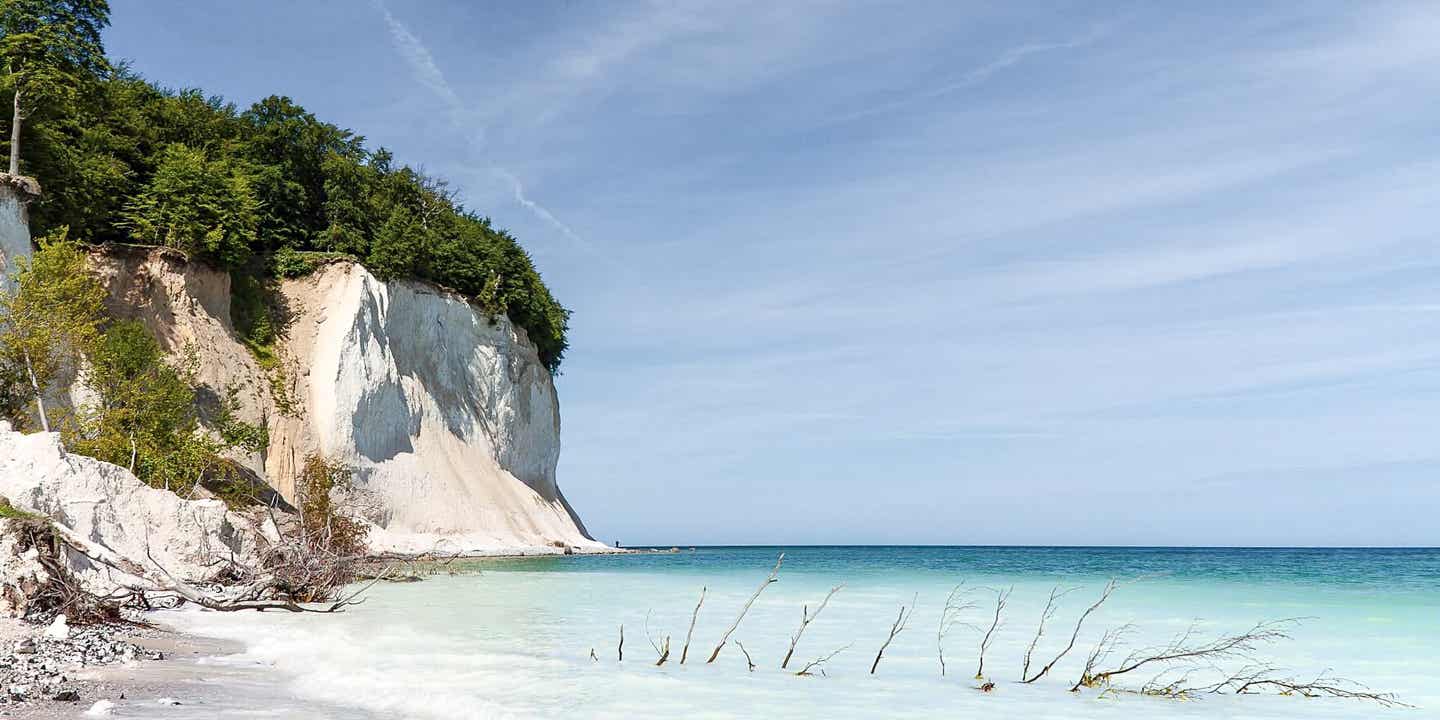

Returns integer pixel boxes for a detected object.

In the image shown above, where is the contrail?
[373,1,590,251]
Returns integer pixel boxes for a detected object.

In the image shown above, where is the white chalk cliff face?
[0,179,35,290]
[91,248,601,555]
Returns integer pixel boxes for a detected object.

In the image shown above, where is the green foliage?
[7,36,571,370]
[0,0,111,171]
[66,321,217,491]
[0,496,40,520]
[119,143,259,266]
[296,453,368,560]
[0,231,106,428]
[229,269,277,361]
[216,385,267,453]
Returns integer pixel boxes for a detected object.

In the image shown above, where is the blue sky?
[107,1,1439,546]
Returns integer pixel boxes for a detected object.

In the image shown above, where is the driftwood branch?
[1022,579,1115,684]
[781,584,843,669]
[735,640,757,672]
[706,553,784,664]
[679,586,705,664]
[1076,619,1295,690]
[975,586,1011,680]
[795,643,852,677]
[870,593,917,675]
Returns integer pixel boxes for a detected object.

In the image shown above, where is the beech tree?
[0,0,110,175]
[0,232,104,432]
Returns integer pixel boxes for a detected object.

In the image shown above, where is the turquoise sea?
[160,546,1440,718]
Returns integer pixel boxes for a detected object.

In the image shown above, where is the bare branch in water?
[871,593,918,675]
[937,582,979,677]
[975,586,1012,680]
[679,586,706,664]
[795,643,853,677]
[1020,584,1077,681]
[618,624,624,662]
[1022,579,1116,684]
[781,584,844,669]
[736,640,757,672]
[1075,618,1296,690]
[707,553,784,664]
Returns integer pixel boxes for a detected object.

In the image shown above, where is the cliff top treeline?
[1,1,569,371]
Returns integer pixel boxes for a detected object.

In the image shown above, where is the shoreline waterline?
[138,546,1440,718]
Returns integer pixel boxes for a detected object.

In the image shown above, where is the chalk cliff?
[0,175,38,291]
[88,247,600,555]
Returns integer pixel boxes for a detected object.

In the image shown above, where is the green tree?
[119,143,260,266]
[0,0,110,174]
[0,231,105,432]
[68,320,201,481]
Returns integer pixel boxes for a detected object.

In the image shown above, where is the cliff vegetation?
[1,0,569,371]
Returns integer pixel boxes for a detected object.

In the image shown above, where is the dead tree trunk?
[8,87,20,176]
[706,553,784,664]
[975,586,1011,680]
[23,350,48,433]
[781,584,842,669]
[679,586,705,664]
[617,624,624,662]
[870,593,916,675]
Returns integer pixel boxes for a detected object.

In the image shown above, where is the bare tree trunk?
[679,586,705,664]
[8,87,20,176]
[617,624,624,662]
[23,350,49,433]
[706,553,784,664]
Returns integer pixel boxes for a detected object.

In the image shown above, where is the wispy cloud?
[829,27,1106,125]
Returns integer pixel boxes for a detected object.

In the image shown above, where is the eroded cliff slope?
[91,247,599,555]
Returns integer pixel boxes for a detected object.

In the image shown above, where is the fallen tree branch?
[795,643,852,677]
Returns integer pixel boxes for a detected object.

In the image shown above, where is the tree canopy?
[0,0,110,174]
[0,1,569,371]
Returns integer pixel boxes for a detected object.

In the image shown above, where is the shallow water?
[158,546,1440,719]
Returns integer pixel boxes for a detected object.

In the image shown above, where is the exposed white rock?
[0,422,262,588]
[42,614,68,640]
[0,175,36,293]
[89,248,601,555]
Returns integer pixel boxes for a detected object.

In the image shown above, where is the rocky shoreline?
[0,617,234,719]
